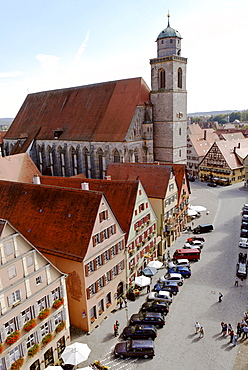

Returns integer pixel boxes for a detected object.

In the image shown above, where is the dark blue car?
[168,266,191,278]
[153,281,179,295]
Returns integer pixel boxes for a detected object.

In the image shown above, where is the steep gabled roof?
[0,153,41,182]
[6,77,151,142]
[216,139,248,169]
[39,176,138,242]
[107,163,172,199]
[0,180,103,261]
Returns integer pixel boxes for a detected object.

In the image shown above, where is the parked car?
[147,291,173,304]
[153,281,179,295]
[241,222,248,230]
[236,262,247,279]
[141,301,170,315]
[173,248,201,262]
[168,266,191,278]
[193,224,213,234]
[207,182,217,187]
[130,312,166,327]
[242,209,248,215]
[114,339,155,359]
[187,236,205,243]
[168,258,190,268]
[123,324,157,340]
[241,229,248,238]
[159,272,184,285]
[242,215,248,222]
[183,243,202,251]
[239,237,248,248]
[184,240,203,249]
[243,204,248,211]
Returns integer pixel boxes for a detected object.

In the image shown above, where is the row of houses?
[0,154,190,370]
[187,123,248,185]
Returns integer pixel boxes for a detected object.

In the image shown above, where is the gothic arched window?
[70,146,79,176]
[83,147,89,178]
[178,67,182,89]
[58,146,66,177]
[134,149,139,163]
[47,146,55,176]
[113,149,120,163]
[159,69,165,89]
[97,148,104,179]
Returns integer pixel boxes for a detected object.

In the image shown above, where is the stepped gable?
[0,180,102,261]
[107,163,172,199]
[40,176,139,242]
[5,77,151,142]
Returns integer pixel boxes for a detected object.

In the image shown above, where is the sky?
[1,0,248,118]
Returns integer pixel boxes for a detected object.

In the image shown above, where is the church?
[4,16,187,179]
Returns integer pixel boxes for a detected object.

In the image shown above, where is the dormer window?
[53,128,63,139]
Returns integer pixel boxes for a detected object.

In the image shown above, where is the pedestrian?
[114,323,118,337]
[227,323,233,334]
[235,277,239,286]
[218,292,223,302]
[119,297,123,309]
[229,329,234,344]
[147,284,150,293]
[237,322,242,338]
[115,320,120,330]
[222,323,227,336]
[199,326,204,338]
[233,333,237,346]
[123,296,128,307]
[240,277,243,287]
[242,326,248,339]
[220,322,225,333]
[195,321,201,334]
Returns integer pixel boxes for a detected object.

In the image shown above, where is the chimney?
[81,182,89,190]
[33,174,41,185]
[204,130,207,140]
[104,175,111,180]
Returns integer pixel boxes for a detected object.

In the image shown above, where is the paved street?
[71,180,248,370]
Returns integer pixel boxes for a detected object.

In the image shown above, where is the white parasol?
[134,275,151,287]
[147,260,163,269]
[61,342,91,365]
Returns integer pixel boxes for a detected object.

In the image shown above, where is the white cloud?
[0,71,25,78]
[36,54,61,73]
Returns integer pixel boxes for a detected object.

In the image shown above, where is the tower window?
[179,128,182,136]
[170,39,173,44]
[159,69,165,89]
[178,67,182,88]
[179,149,182,157]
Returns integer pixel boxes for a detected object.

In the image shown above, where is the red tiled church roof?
[40,176,138,242]
[0,180,103,261]
[6,77,151,142]
[107,163,172,199]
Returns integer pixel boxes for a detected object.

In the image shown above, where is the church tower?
[150,14,187,164]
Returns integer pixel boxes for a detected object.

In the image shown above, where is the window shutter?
[115,244,118,255]
[5,355,11,369]
[101,253,105,265]
[59,284,65,298]
[22,341,28,356]
[106,209,109,219]
[110,270,113,280]
[50,317,55,332]
[92,236,97,247]
[99,212,103,222]
[33,303,39,317]
[19,288,23,300]
[16,314,24,330]
[85,264,89,277]
[109,248,112,259]
[113,224,116,234]
[62,308,67,321]
[93,259,97,270]
[95,281,99,293]
[36,329,42,343]
[86,288,90,299]
[100,232,104,242]
[0,325,7,342]
[47,293,53,307]
[103,275,106,286]
[116,264,119,275]
[7,294,13,307]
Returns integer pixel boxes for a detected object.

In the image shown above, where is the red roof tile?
[6,78,151,142]
[107,163,172,199]
[0,180,103,261]
[40,176,139,242]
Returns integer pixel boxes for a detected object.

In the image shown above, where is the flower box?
[52,298,64,309]
[23,319,37,332]
[90,318,96,324]
[28,344,40,357]
[41,333,53,346]
[0,343,3,354]
[106,302,111,308]
[10,357,24,370]
[6,331,20,346]
[55,321,66,333]
[38,308,50,321]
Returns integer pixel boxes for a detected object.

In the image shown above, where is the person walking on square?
[114,323,118,337]
[199,326,204,338]
[119,297,123,309]
[229,329,234,344]
[147,284,150,293]
[227,323,233,334]
[123,296,127,307]
[195,321,200,334]
[233,333,237,346]
[218,292,223,302]
[235,277,239,286]
[237,322,242,338]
